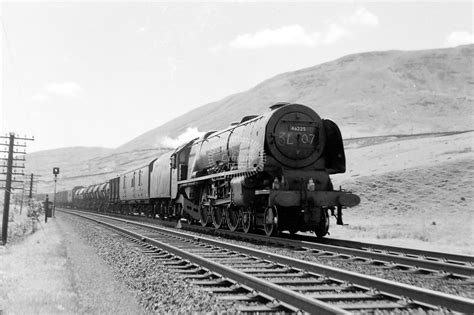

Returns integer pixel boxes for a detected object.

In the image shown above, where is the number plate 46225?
[289,126,306,132]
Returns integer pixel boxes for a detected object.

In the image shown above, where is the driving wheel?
[263,206,278,236]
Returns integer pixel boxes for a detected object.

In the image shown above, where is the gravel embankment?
[62,213,239,313]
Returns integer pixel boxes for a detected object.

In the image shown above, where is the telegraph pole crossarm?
[0,150,27,154]
[0,179,25,183]
[0,186,23,190]
[0,157,26,161]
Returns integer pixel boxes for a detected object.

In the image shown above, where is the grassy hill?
[22,44,473,193]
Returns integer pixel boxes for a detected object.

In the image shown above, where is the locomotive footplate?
[269,190,360,208]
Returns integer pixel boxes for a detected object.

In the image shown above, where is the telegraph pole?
[0,132,34,245]
[24,173,40,211]
[29,173,34,198]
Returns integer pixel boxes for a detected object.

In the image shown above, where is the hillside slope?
[118,44,473,152]
[23,45,473,193]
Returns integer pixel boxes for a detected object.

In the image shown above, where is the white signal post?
[53,167,59,217]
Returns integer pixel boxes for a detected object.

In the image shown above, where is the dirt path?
[0,214,143,314]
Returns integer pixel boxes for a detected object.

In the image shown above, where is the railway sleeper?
[211,258,260,264]
[271,278,332,285]
[311,251,338,257]
[149,253,174,259]
[179,272,214,280]
[190,279,234,286]
[440,272,472,280]
[283,285,359,293]
[235,267,294,273]
[158,259,188,265]
[173,268,206,274]
[405,268,435,275]
[255,272,309,278]
[307,292,385,301]
[160,260,188,266]
[166,264,198,270]
[141,249,161,254]
[224,263,274,269]
[184,248,226,253]
[382,263,411,271]
[202,286,249,294]
[361,259,387,266]
[199,253,240,259]
[156,257,187,268]
[237,303,296,313]
[331,301,419,311]
[215,294,268,302]
[174,268,208,275]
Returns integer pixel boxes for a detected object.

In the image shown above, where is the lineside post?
[53,167,59,217]
[29,173,34,198]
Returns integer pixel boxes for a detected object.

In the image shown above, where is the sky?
[1,1,473,152]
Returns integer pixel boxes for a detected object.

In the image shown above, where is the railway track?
[197,225,474,279]
[60,209,474,314]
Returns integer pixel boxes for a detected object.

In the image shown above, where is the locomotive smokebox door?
[265,104,324,168]
[53,167,60,175]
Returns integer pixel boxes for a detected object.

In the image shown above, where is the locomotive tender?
[56,103,360,237]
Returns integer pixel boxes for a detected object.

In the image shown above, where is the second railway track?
[202,225,474,279]
[61,209,474,314]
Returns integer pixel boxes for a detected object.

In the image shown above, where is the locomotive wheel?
[199,204,212,227]
[212,206,225,229]
[226,204,240,231]
[241,210,253,233]
[314,208,329,238]
[263,206,279,236]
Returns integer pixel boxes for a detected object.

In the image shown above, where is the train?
[55,102,360,237]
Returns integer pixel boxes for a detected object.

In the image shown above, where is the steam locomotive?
[55,102,360,237]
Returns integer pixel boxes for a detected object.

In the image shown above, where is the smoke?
[161,127,204,148]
